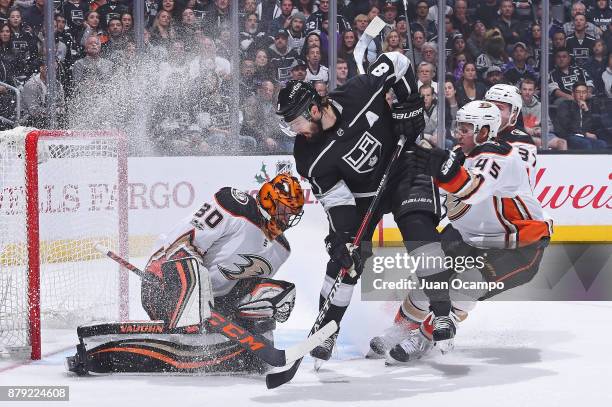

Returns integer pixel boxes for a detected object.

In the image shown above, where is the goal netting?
[0,127,129,359]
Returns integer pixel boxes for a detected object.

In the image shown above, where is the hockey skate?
[311,330,338,371]
[432,313,459,354]
[367,320,418,359]
[387,327,433,364]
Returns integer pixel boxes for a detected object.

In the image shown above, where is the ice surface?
[1,244,611,406]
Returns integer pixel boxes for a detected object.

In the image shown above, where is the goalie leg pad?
[68,338,268,375]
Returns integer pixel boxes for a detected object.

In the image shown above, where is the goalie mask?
[454,101,501,145]
[276,80,322,138]
[484,84,522,129]
[258,173,305,239]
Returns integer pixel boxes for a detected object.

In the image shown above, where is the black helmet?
[276,80,321,122]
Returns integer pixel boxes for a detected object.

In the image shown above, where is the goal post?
[1,127,129,360]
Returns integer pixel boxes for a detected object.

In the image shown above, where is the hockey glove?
[391,94,425,145]
[411,142,465,183]
[325,232,363,277]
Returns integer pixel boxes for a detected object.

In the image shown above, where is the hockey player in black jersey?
[484,83,538,187]
[276,51,456,363]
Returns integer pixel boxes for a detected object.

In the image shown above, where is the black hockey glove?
[391,94,425,145]
[411,142,465,183]
[325,232,363,275]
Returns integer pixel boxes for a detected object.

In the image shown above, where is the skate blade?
[436,338,455,354]
[314,358,325,371]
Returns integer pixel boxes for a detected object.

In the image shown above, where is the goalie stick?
[94,244,337,368]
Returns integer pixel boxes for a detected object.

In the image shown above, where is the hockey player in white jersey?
[369,101,552,363]
[67,173,306,375]
[485,83,538,188]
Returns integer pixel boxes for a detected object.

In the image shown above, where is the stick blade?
[364,16,387,37]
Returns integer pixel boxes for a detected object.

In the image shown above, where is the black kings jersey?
[293,52,418,232]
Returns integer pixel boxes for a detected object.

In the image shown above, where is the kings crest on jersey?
[294,52,417,207]
[148,187,290,297]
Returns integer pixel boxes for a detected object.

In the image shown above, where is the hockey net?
[0,127,129,359]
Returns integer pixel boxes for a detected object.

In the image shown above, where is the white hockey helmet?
[484,84,522,127]
[455,100,502,145]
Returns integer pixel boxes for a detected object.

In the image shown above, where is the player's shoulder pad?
[501,128,536,146]
[214,187,261,225]
[469,141,513,158]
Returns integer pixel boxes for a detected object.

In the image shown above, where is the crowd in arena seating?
[1,0,612,153]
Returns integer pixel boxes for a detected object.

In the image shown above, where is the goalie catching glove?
[411,141,465,183]
[391,93,425,145]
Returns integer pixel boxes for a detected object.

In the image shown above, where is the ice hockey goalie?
[66,174,305,375]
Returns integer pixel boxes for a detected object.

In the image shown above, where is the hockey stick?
[265,135,409,389]
[354,16,386,74]
[94,244,338,367]
[402,0,417,72]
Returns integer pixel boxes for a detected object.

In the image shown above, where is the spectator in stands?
[296,0,316,22]
[519,78,567,150]
[549,29,566,67]
[421,41,437,67]
[22,60,66,128]
[476,0,500,29]
[306,0,351,34]
[380,2,398,38]
[339,29,358,78]
[150,9,176,48]
[21,0,43,34]
[257,0,283,34]
[455,61,488,106]
[603,20,612,51]
[417,61,437,93]
[409,29,425,66]
[268,28,299,84]
[447,32,473,67]
[7,7,40,78]
[448,52,469,81]
[395,15,409,51]
[77,11,108,48]
[243,79,292,152]
[336,57,349,86]
[287,12,306,52]
[289,58,307,80]
[121,12,132,33]
[451,0,472,36]
[420,83,439,144]
[566,13,597,67]
[0,22,17,127]
[239,0,257,24]
[413,1,437,40]
[367,4,380,22]
[383,29,403,53]
[240,57,257,100]
[240,13,268,56]
[71,35,113,84]
[493,0,522,48]
[203,0,230,36]
[300,30,325,64]
[97,0,129,30]
[502,41,538,87]
[564,2,601,39]
[0,0,12,26]
[62,0,89,34]
[583,39,608,95]
[603,52,612,98]
[252,47,274,83]
[305,45,328,82]
[524,22,542,71]
[178,8,201,46]
[268,0,295,36]
[158,39,190,92]
[314,80,327,97]
[466,20,486,60]
[589,0,612,34]
[189,34,231,80]
[549,47,594,104]
[484,65,504,86]
[555,81,608,149]
[101,17,127,59]
[476,28,508,79]
[444,78,459,120]
[428,0,452,23]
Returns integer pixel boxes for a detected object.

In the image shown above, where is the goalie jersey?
[145,187,291,297]
[439,142,552,249]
